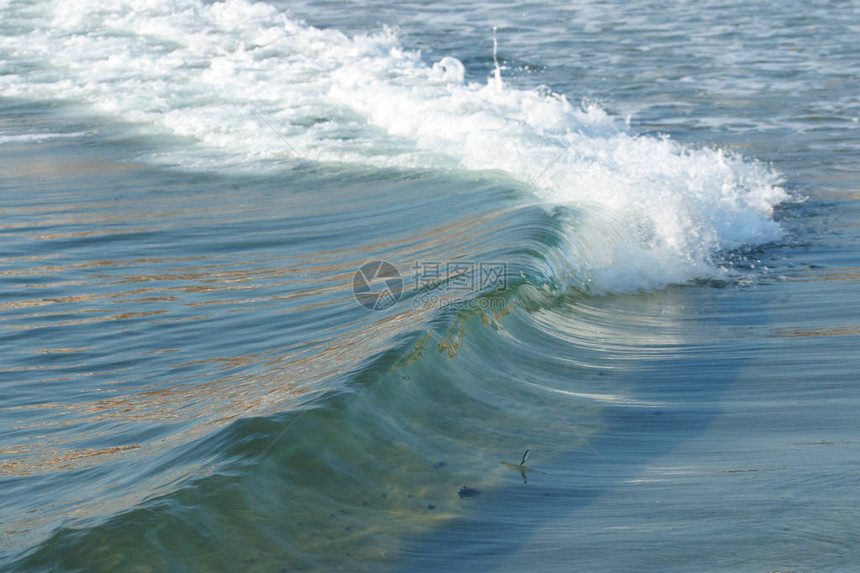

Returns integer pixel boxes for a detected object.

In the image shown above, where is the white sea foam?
[0,131,91,145]
[0,0,789,292]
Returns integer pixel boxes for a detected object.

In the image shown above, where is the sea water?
[1,0,858,571]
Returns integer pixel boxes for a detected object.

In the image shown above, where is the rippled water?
[1,0,859,571]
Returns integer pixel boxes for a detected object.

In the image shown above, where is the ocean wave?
[0,0,790,293]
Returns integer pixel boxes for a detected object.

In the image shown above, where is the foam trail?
[0,0,789,292]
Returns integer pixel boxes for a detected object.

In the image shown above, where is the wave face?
[0,0,787,293]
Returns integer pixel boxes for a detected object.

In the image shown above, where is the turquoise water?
[1,1,859,571]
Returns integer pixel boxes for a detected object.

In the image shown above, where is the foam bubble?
[0,0,789,292]
[431,57,466,84]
